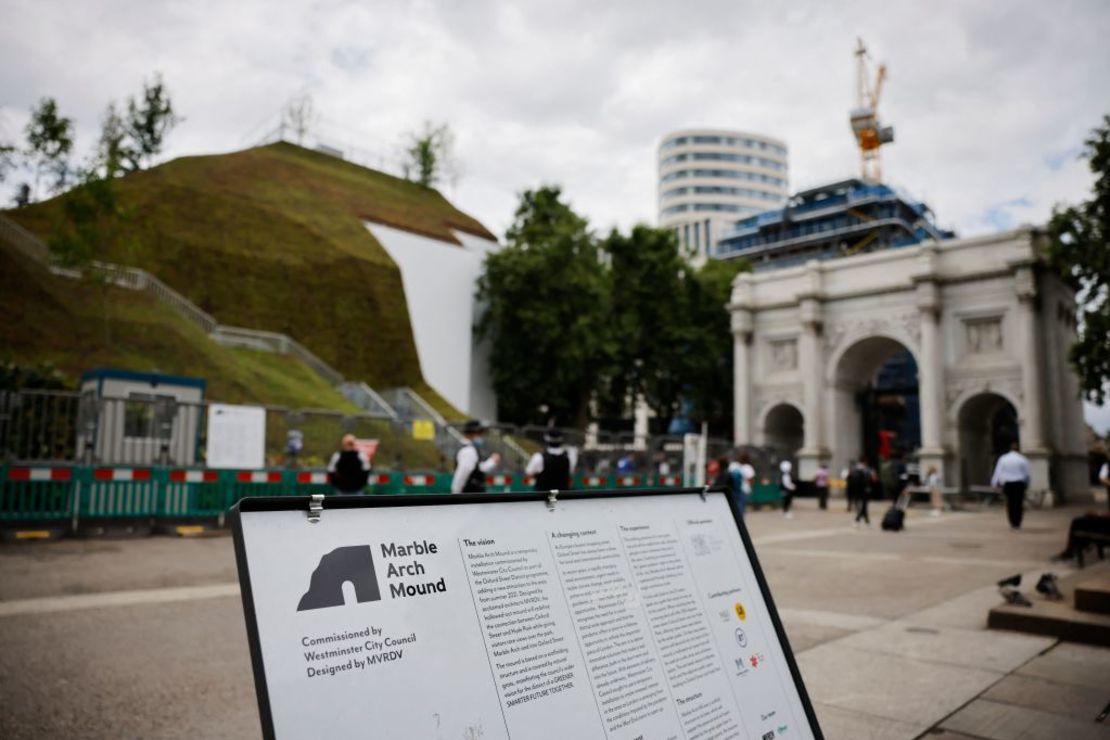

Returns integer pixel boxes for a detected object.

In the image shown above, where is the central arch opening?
[957,392,1019,489]
[832,336,920,474]
[763,403,804,461]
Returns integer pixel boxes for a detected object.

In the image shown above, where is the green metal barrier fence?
[0,465,717,533]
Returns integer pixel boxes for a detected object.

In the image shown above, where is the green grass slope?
[0,238,357,409]
[6,142,494,393]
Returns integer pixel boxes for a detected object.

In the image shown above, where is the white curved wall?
[364,222,498,419]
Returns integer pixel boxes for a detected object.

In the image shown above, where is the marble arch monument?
[728,227,1089,501]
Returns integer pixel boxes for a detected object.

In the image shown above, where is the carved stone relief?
[768,339,798,371]
[965,317,1003,354]
[822,311,922,356]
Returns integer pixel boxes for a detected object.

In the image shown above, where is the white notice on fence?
[206,403,266,469]
[236,492,818,739]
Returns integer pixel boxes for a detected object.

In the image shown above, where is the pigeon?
[997,573,1022,589]
[1036,573,1064,601]
[1001,588,1033,607]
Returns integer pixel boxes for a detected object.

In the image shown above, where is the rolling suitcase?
[881,491,910,532]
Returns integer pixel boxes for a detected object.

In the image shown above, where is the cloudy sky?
[2,0,1109,427]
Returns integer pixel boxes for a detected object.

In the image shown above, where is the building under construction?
[713,177,954,270]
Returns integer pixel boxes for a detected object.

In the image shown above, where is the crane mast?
[849,38,894,182]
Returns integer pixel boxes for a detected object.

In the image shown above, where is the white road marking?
[765,548,1045,569]
[0,582,240,617]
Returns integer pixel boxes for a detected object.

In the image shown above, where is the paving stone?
[940,698,1110,740]
[797,641,999,727]
[1016,641,1110,690]
[835,619,1054,673]
[780,620,855,652]
[982,674,1110,722]
[811,702,926,740]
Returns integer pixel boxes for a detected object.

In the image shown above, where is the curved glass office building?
[658,128,789,261]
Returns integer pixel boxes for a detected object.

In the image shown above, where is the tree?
[1048,115,1110,405]
[96,102,130,178]
[476,187,611,426]
[0,140,15,182]
[402,122,455,188]
[599,225,690,423]
[123,73,180,171]
[283,95,314,145]
[24,97,74,200]
[48,167,133,344]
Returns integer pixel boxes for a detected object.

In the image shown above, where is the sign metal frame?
[231,488,824,739]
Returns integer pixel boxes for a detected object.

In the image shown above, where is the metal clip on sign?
[547,489,559,512]
[700,485,709,502]
[307,493,324,523]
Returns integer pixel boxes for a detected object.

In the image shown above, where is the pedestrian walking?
[843,462,855,512]
[814,463,830,510]
[526,429,574,491]
[713,456,734,502]
[779,460,797,519]
[849,461,871,527]
[326,434,372,495]
[992,442,1031,530]
[730,454,756,517]
[926,466,943,517]
[451,420,501,494]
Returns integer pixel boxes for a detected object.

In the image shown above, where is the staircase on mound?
[0,213,474,459]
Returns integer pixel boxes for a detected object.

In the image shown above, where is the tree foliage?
[478,187,751,432]
[97,102,129,178]
[477,187,612,426]
[0,140,15,183]
[122,73,181,172]
[24,97,74,199]
[402,122,455,188]
[1048,114,1110,404]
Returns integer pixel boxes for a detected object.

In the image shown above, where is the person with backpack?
[526,429,574,490]
[451,420,501,493]
[326,434,372,495]
[779,460,797,519]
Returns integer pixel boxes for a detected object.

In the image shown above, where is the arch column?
[797,295,827,478]
[1015,265,1051,493]
[916,278,946,482]
[731,310,753,446]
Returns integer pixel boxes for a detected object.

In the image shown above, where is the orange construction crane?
[849,38,894,182]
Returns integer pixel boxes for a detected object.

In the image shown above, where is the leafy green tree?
[600,225,689,422]
[97,102,130,178]
[477,187,611,426]
[123,73,180,171]
[24,97,74,199]
[1048,115,1110,404]
[683,258,751,433]
[48,167,133,343]
[402,122,455,188]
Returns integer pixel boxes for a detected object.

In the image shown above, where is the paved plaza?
[1,497,1108,739]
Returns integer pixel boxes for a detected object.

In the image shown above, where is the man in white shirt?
[991,442,1031,530]
[451,420,501,494]
[728,455,756,516]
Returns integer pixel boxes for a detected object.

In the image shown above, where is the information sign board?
[206,403,266,469]
[231,490,822,739]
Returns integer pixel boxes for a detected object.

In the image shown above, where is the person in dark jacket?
[526,429,574,490]
[848,461,871,527]
[451,420,501,493]
[326,434,372,495]
[712,456,735,499]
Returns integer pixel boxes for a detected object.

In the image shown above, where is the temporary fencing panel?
[84,467,158,518]
[163,469,224,518]
[1,466,75,522]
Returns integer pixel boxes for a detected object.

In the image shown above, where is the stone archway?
[956,392,1019,490]
[830,335,919,469]
[762,403,804,461]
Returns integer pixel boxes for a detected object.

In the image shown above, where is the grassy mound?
[6,142,493,393]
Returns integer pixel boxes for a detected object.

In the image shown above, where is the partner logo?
[733,657,750,676]
[297,546,381,611]
[734,627,748,648]
[734,601,746,621]
[762,731,774,740]
[748,652,766,669]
